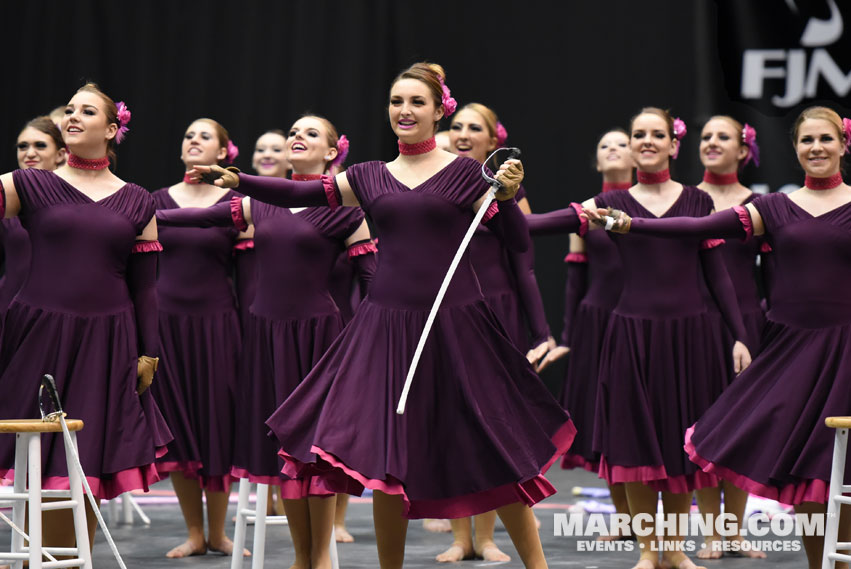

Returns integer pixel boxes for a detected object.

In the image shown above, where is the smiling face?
[388,78,444,144]
[795,118,846,178]
[700,118,747,174]
[596,131,633,175]
[181,120,227,167]
[61,90,117,156]
[17,126,65,170]
[252,132,290,177]
[630,113,676,172]
[448,108,496,164]
[286,116,336,175]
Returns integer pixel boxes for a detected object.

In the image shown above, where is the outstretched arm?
[585,203,766,239]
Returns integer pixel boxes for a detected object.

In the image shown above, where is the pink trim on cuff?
[570,203,588,237]
[1,463,164,501]
[564,252,589,263]
[561,453,599,473]
[131,240,163,254]
[347,241,378,258]
[732,205,753,241]
[701,238,725,250]
[233,239,255,251]
[481,201,500,223]
[321,175,340,210]
[760,242,773,253]
[230,196,248,231]
[684,425,828,504]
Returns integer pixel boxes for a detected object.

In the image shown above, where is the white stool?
[823,416,851,569]
[0,419,92,569]
[230,479,339,569]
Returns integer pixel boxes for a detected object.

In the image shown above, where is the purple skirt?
[232,308,342,498]
[152,309,239,492]
[560,302,612,473]
[594,310,729,493]
[267,298,575,519]
[686,317,851,504]
[484,289,529,353]
[0,300,172,499]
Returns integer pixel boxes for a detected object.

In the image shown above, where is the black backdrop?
[3,0,850,392]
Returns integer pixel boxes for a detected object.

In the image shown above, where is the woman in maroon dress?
[0,83,169,550]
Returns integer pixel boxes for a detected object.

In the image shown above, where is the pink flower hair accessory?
[226,140,239,164]
[496,122,508,147]
[114,101,131,144]
[331,134,350,168]
[843,117,851,151]
[672,117,687,159]
[438,77,457,117]
[742,123,760,167]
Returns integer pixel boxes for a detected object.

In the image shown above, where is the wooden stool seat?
[826,417,851,430]
[0,419,84,433]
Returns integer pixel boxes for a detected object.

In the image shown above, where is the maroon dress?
[266,158,575,519]
[0,168,171,499]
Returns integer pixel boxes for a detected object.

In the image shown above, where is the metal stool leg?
[65,431,92,569]
[251,484,268,569]
[330,527,339,569]
[230,479,251,569]
[27,433,42,569]
[10,434,27,569]
[824,427,848,569]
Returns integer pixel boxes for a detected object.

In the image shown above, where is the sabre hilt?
[482,147,522,190]
[39,374,65,422]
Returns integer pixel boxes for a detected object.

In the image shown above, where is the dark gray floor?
[2,467,807,568]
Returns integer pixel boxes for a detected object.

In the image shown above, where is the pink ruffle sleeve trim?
[570,202,588,237]
[321,174,340,210]
[230,196,248,231]
[701,238,725,250]
[131,240,163,254]
[760,241,773,253]
[481,201,500,223]
[684,425,828,504]
[564,252,589,263]
[347,241,378,258]
[732,205,754,241]
[233,239,255,251]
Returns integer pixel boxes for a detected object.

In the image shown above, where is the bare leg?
[308,496,336,569]
[599,483,632,541]
[284,498,313,569]
[495,502,546,569]
[423,519,452,532]
[372,490,408,569]
[719,482,765,558]
[624,482,661,569]
[660,491,706,569]
[473,511,511,561]
[40,498,100,558]
[334,494,354,542]
[166,472,208,558]
[206,487,248,555]
[694,486,723,559]
[436,517,474,562]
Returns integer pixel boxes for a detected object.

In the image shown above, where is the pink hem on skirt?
[156,461,234,493]
[561,452,599,473]
[231,466,284,486]
[684,425,829,504]
[0,463,163,501]
[231,466,334,498]
[598,454,717,493]
[280,420,576,519]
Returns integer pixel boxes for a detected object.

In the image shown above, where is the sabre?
[396,147,521,415]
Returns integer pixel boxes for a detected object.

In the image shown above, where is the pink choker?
[602,181,632,192]
[636,169,671,185]
[68,153,109,170]
[398,137,436,156]
[292,173,323,181]
[183,172,199,184]
[703,170,739,186]
[805,173,843,190]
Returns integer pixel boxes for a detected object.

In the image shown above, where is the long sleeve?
[700,245,747,344]
[237,173,341,209]
[507,246,551,346]
[127,243,161,357]
[526,204,585,236]
[560,255,588,347]
[482,198,531,252]
[348,239,378,298]
[629,207,749,240]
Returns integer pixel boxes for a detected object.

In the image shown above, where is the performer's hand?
[732,341,751,374]
[583,207,631,233]
[526,338,551,366]
[494,159,523,201]
[535,345,570,373]
[187,165,241,188]
[137,355,159,395]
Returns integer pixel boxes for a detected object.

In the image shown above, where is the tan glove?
[594,207,632,233]
[494,159,524,201]
[136,355,159,395]
[186,165,241,188]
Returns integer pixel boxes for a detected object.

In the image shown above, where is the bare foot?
[165,539,207,558]
[436,542,474,563]
[207,537,251,557]
[630,557,658,569]
[423,518,452,533]
[696,538,722,560]
[598,530,634,542]
[726,537,767,559]
[661,554,707,569]
[475,541,511,562]
[335,524,355,543]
